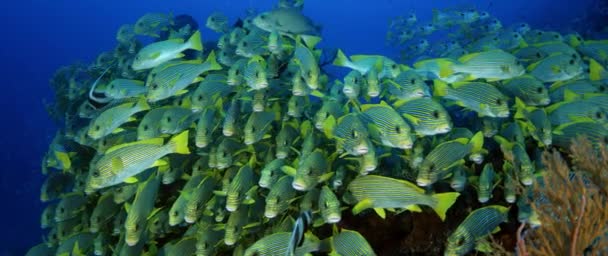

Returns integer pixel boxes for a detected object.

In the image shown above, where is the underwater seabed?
[32,1,608,255]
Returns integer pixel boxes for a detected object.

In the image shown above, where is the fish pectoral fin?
[112,127,125,134]
[405,204,422,212]
[151,159,169,168]
[373,208,386,219]
[150,52,161,59]
[475,238,493,253]
[492,226,501,234]
[111,157,124,171]
[352,199,374,215]
[124,176,139,184]
[317,172,335,183]
[175,89,189,96]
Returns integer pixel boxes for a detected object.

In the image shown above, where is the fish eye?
[102,140,107,146]
[520,24,526,27]
[432,110,440,118]
[569,59,575,65]
[351,130,358,138]
[395,126,402,133]
[536,52,542,58]
[576,36,582,41]
[513,33,519,38]
[152,84,158,90]
[571,53,577,59]
[537,31,542,36]
[166,117,172,123]
[110,84,115,89]
[595,112,603,119]
[325,112,330,118]
[210,17,216,22]
[153,220,159,226]
[493,20,498,24]
[198,95,203,101]
[260,14,267,19]
[60,207,65,213]
[93,171,100,177]
[460,12,465,17]
[172,211,179,217]
[134,224,139,231]
[143,125,149,131]
[554,34,559,39]
[116,187,123,192]
[242,41,248,47]
[536,87,544,93]
[410,79,416,84]
[235,70,240,75]
[495,98,503,105]
[95,125,100,131]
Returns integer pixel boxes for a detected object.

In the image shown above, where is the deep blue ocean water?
[0,0,600,254]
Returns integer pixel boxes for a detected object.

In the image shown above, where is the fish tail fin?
[432,192,460,221]
[590,58,605,81]
[55,151,72,170]
[432,79,449,97]
[469,131,484,153]
[136,97,150,111]
[333,49,350,67]
[168,130,190,154]
[188,30,203,51]
[436,59,454,77]
[205,50,222,70]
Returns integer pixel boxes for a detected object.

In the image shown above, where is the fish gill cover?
[26,0,608,255]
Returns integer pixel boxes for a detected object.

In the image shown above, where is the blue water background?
[0,0,596,254]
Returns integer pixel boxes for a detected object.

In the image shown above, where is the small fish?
[287,95,308,118]
[86,131,190,192]
[498,75,550,106]
[445,205,509,256]
[194,108,218,148]
[244,111,275,145]
[40,203,56,229]
[227,59,247,86]
[134,13,173,37]
[450,166,468,192]
[503,162,517,203]
[146,53,222,102]
[259,159,286,189]
[333,49,401,78]
[206,12,229,33]
[451,50,525,81]
[124,174,161,246]
[89,192,120,233]
[158,107,196,135]
[113,183,138,204]
[294,37,321,89]
[319,186,341,224]
[360,102,414,149]
[88,98,150,140]
[54,192,87,222]
[40,172,74,202]
[342,70,363,99]
[169,174,204,226]
[331,113,372,156]
[116,24,135,43]
[286,150,333,191]
[104,79,146,100]
[236,29,269,58]
[226,163,256,212]
[328,229,376,256]
[164,236,197,256]
[417,132,484,187]
[546,99,607,126]
[276,121,298,159]
[514,99,552,146]
[184,177,217,224]
[385,70,430,100]
[314,98,344,130]
[394,97,453,136]
[244,56,269,90]
[252,8,320,36]
[552,121,608,150]
[476,164,496,203]
[137,107,170,140]
[433,80,510,118]
[527,53,583,82]
[348,175,460,220]
[222,98,240,137]
[264,176,297,218]
[132,31,203,70]
[190,74,233,112]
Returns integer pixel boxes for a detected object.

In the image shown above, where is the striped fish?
[385,70,430,100]
[226,163,256,212]
[294,37,320,89]
[319,186,341,224]
[184,176,218,223]
[159,107,197,135]
[137,107,170,140]
[360,102,414,149]
[332,113,371,156]
[244,111,275,145]
[476,164,495,203]
[347,175,460,220]
[265,176,297,218]
[417,132,484,187]
[259,159,286,188]
[223,98,240,137]
[288,150,333,191]
[190,74,233,112]
[546,100,607,126]
[342,70,363,99]
[329,229,376,256]
[433,80,510,118]
[124,174,160,246]
[394,97,452,136]
[498,75,550,106]
[169,174,204,226]
[452,49,525,80]
[552,121,608,150]
[146,52,222,102]
[227,59,247,86]
[86,131,190,192]
[445,205,509,256]
[104,79,146,100]
[194,108,218,148]
[87,98,150,140]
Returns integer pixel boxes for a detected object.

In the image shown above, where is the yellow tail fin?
[432,192,460,221]
[333,49,350,67]
[168,130,190,154]
[188,30,203,51]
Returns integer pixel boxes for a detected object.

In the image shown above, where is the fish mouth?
[543,138,552,146]
[521,177,533,186]
[326,214,342,223]
[399,141,414,149]
[223,129,234,136]
[354,145,369,155]
[293,89,305,96]
[368,91,380,97]
[343,87,354,94]
[469,154,484,164]
[126,236,139,246]
[196,141,208,148]
[505,195,516,204]
[497,111,510,118]
[292,180,308,191]
[225,204,237,212]
[253,105,265,112]
[438,125,452,133]
[276,151,287,159]
[264,210,277,218]
[364,164,377,172]
[258,181,269,188]
[244,138,254,145]
[416,178,431,187]
[478,196,489,203]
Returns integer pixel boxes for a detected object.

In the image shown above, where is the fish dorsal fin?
[526,60,542,72]
[457,52,482,63]
[105,138,164,154]
[300,35,322,49]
